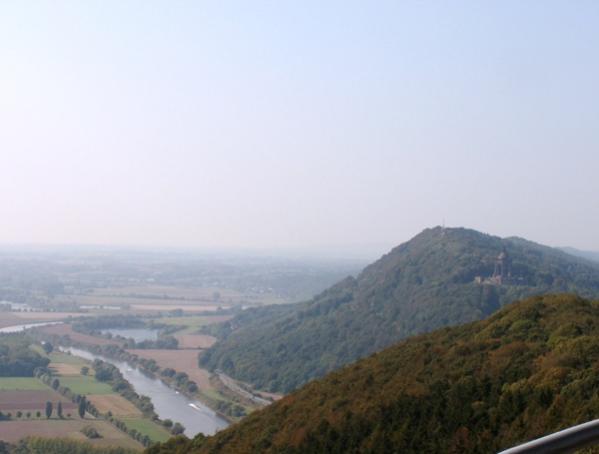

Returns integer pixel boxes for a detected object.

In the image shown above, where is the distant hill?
[199,227,599,393]
[560,246,599,264]
[150,294,599,453]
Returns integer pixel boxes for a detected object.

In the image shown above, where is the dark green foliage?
[170,423,185,436]
[0,336,50,377]
[133,336,179,350]
[57,401,63,419]
[81,425,102,439]
[42,342,53,354]
[45,401,52,419]
[151,294,599,454]
[78,396,86,419]
[200,227,599,392]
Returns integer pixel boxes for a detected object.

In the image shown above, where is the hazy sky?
[1,1,598,257]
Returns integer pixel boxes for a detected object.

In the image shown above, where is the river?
[61,347,229,437]
[99,328,159,342]
[0,321,63,334]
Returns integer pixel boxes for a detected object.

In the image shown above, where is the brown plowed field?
[127,349,211,389]
[0,390,76,412]
[39,324,121,346]
[87,395,141,417]
[175,334,217,349]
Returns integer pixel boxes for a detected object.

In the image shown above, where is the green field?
[122,418,172,443]
[0,377,49,391]
[158,316,225,334]
[58,376,113,395]
[49,352,88,366]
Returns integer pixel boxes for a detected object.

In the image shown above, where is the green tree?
[51,378,60,390]
[45,401,53,419]
[42,342,53,354]
[81,366,89,375]
[57,401,63,418]
[78,396,86,419]
[171,422,185,435]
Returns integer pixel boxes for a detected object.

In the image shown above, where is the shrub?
[81,425,102,439]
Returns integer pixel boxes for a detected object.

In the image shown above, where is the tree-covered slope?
[150,294,599,453]
[200,227,599,393]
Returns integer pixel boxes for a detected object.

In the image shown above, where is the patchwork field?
[0,389,76,412]
[74,295,229,311]
[0,419,142,450]
[87,395,141,417]
[91,285,245,302]
[127,349,211,389]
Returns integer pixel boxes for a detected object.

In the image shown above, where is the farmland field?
[127,349,211,389]
[121,418,172,443]
[0,378,48,391]
[58,376,113,395]
[0,389,76,412]
[0,419,142,450]
[87,394,141,417]
[49,351,89,366]
[159,315,232,330]
[175,334,217,349]
[91,285,245,302]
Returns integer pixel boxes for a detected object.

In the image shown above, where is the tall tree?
[57,401,63,419]
[78,396,86,419]
[45,401,52,419]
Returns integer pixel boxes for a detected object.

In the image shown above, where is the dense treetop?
[200,227,599,392]
[151,294,599,453]
[0,335,50,376]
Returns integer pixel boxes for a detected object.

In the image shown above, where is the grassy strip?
[0,377,49,391]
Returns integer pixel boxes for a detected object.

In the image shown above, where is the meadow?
[0,377,48,391]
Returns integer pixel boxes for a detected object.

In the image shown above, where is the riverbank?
[63,346,229,437]
[36,319,273,422]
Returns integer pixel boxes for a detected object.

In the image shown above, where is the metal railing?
[499,419,599,454]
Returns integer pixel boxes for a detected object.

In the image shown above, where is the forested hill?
[151,294,599,453]
[199,227,599,393]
